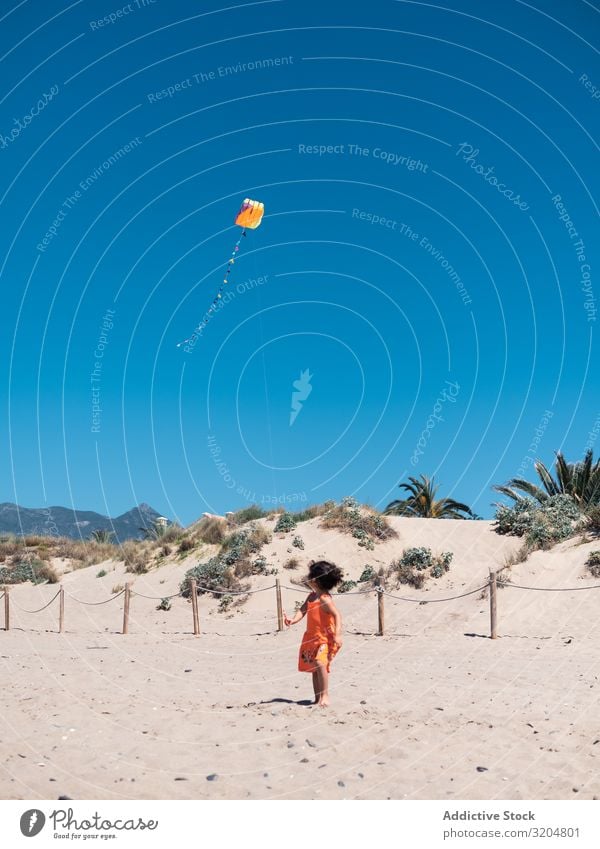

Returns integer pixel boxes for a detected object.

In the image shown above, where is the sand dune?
[1,518,599,800]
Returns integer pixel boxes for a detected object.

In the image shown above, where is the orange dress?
[298,594,340,673]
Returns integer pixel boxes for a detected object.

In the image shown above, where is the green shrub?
[586,551,600,578]
[389,548,453,589]
[96,569,107,578]
[221,524,271,565]
[274,512,297,533]
[156,597,171,611]
[292,535,304,549]
[180,557,234,597]
[494,495,582,549]
[586,505,600,535]
[0,557,58,585]
[320,496,396,548]
[337,579,358,593]
[358,565,376,583]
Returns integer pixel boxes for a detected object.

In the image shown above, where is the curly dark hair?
[307,560,343,591]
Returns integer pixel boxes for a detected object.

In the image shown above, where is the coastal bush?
[494,494,582,549]
[0,557,58,585]
[358,565,376,583]
[388,547,453,588]
[156,597,171,611]
[586,505,600,535]
[180,557,235,597]
[292,535,305,549]
[221,524,271,565]
[320,496,397,547]
[284,557,300,570]
[96,569,107,578]
[586,551,600,578]
[274,512,297,533]
[337,579,358,593]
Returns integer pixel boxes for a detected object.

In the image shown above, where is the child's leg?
[314,662,329,707]
[311,670,320,704]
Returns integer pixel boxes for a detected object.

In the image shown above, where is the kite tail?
[176,228,247,348]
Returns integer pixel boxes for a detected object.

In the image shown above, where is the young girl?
[283,560,343,707]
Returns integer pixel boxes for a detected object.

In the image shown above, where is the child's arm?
[284,597,308,627]
[321,596,343,646]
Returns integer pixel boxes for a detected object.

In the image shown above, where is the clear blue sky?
[1,0,598,524]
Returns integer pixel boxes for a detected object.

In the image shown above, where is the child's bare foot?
[318,695,330,708]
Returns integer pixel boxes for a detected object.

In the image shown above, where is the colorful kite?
[177,198,265,349]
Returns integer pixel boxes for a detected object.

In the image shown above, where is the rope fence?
[2,572,600,638]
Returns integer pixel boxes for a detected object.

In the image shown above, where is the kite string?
[177,227,246,348]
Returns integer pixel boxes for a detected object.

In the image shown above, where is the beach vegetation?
[384,475,474,519]
[195,516,227,545]
[274,512,297,533]
[585,551,600,578]
[89,529,115,544]
[494,494,582,548]
[494,449,600,508]
[321,496,397,548]
[388,547,453,589]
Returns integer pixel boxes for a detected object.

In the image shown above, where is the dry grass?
[196,517,227,545]
[284,557,300,570]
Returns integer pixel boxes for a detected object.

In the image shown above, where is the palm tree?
[494,449,600,507]
[89,529,115,544]
[384,474,475,518]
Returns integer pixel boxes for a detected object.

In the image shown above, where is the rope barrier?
[65,589,125,606]
[131,590,184,601]
[187,583,277,596]
[498,580,600,593]
[381,585,489,604]
[12,588,62,614]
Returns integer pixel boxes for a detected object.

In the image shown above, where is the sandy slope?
[1,518,599,800]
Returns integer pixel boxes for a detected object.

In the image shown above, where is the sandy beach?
[2,518,599,800]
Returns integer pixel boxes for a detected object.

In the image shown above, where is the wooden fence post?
[275,579,283,632]
[377,588,385,636]
[489,571,498,640]
[3,586,8,631]
[122,582,131,635]
[59,586,64,634]
[190,579,200,636]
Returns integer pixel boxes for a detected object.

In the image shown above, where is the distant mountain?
[0,502,163,543]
